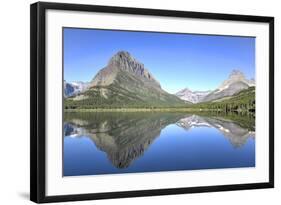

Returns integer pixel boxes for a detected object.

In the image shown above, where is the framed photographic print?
[30,2,274,203]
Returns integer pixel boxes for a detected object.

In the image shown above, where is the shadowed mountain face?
[91,51,161,89]
[64,52,255,107]
[64,112,255,169]
[65,51,185,108]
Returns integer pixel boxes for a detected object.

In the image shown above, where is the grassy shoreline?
[64,108,232,113]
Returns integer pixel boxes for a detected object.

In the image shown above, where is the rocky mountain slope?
[91,51,161,89]
[202,70,255,102]
[192,86,256,112]
[65,51,185,109]
[64,52,254,108]
[175,88,211,103]
[64,81,90,97]
[175,70,255,103]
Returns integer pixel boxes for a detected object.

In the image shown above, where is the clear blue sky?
[64,28,255,93]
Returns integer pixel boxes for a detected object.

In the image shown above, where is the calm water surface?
[64,112,255,176]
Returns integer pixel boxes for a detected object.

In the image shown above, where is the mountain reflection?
[64,112,255,169]
[176,115,255,148]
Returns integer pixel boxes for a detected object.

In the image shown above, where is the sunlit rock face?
[65,51,184,107]
[218,70,255,90]
[175,88,211,103]
[175,69,256,103]
[93,51,161,89]
[90,50,162,90]
[202,70,255,102]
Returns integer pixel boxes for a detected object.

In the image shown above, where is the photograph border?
[30,1,274,203]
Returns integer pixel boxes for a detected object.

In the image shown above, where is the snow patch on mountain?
[175,69,255,103]
[64,81,90,97]
[175,88,211,103]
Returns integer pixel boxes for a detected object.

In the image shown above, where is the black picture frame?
[30,1,274,203]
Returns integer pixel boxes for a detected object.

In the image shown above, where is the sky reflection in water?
[63,112,255,176]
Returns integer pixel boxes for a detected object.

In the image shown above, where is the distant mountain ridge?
[91,51,161,90]
[64,81,90,97]
[217,70,255,92]
[175,88,211,103]
[65,51,185,109]
[64,51,255,108]
[175,69,255,103]
[202,70,255,102]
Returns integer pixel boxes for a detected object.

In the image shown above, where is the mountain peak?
[91,51,161,89]
[228,69,255,86]
[229,69,245,79]
[217,69,248,91]
[108,51,140,67]
[175,87,211,104]
[201,69,254,102]
[115,50,131,57]
[68,51,184,107]
[178,87,192,93]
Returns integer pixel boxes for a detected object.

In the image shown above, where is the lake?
[63,112,255,176]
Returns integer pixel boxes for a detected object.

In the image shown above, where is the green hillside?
[65,70,186,109]
[190,87,255,112]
